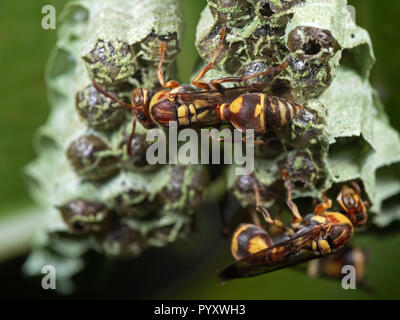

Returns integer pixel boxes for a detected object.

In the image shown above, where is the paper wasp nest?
[24,0,209,292]
[24,0,400,292]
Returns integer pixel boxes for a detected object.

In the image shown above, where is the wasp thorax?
[148,90,176,127]
[231,224,273,260]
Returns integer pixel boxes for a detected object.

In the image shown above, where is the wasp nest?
[23,0,210,292]
[24,0,400,292]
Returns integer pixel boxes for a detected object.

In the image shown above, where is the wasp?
[219,175,368,282]
[92,28,303,154]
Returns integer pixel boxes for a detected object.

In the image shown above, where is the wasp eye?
[344,196,356,209]
[134,96,139,105]
[132,89,144,106]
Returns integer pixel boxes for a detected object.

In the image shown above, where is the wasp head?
[131,88,153,127]
[337,182,367,227]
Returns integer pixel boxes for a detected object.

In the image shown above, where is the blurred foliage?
[0,0,399,299]
[0,0,69,217]
[177,0,207,82]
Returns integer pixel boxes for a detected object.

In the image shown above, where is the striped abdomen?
[217,93,302,133]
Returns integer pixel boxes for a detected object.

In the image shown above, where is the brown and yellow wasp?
[219,176,368,282]
[92,28,303,154]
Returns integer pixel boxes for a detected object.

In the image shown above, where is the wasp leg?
[253,181,295,235]
[257,207,295,235]
[252,180,271,228]
[250,208,261,227]
[191,28,226,91]
[282,169,303,225]
[157,42,180,89]
[314,196,332,215]
[209,62,288,90]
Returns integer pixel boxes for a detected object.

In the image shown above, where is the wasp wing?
[218,225,325,282]
[174,84,270,106]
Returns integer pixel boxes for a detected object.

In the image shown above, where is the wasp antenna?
[262,62,288,76]
[158,42,180,88]
[158,42,166,69]
[282,169,302,224]
[92,80,131,109]
[213,27,226,61]
[127,110,137,156]
[219,27,227,42]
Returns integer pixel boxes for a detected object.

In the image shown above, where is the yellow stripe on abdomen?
[230,96,244,114]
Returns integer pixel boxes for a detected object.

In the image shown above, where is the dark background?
[0,0,399,299]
